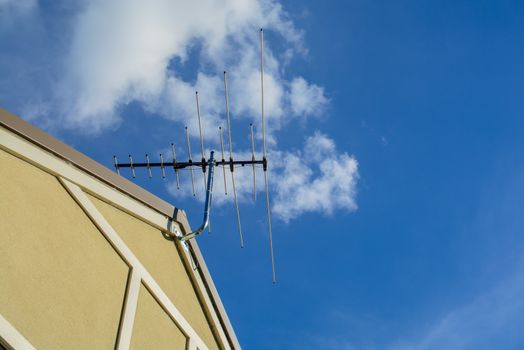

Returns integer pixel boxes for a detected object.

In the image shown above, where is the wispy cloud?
[0,0,36,16]
[299,263,524,350]
[390,261,524,350]
[54,0,311,135]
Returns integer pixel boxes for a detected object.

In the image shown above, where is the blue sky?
[2,0,524,349]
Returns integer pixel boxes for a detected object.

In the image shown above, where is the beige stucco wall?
[88,194,220,350]
[130,284,187,349]
[0,149,129,349]
[0,135,225,349]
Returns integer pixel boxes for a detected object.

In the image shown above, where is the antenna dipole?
[224,71,244,248]
[260,28,276,283]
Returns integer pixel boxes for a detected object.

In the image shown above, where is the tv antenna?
[113,29,276,283]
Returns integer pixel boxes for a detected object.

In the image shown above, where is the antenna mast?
[112,29,277,282]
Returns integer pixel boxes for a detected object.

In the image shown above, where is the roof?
[0,108,240,349]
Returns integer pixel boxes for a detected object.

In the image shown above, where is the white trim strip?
[0,314,37,350]
[178,245,231,349]
[59,178,209,350]
[116,269,141,350]
[187,337,198,350]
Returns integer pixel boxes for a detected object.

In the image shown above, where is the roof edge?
[0,108,240,349]
[0,108,181,221]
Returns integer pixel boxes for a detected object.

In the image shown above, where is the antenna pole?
[224,71,244,247]
[171,143,181,189]
[219,127,228,195]
[260,28,276,283]
[185,126,196,196]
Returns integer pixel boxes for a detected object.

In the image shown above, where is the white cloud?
[167,132,359,223]
[289,76,328,118]
[0,0,329,142]
[1,0,358,221]
[54,0,313,136]
[273,132,358,222]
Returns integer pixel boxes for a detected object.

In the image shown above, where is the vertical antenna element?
[260,28,276,283]
[196,91,212,233]
[185,126,196,196]
[113,155,120,175]
[171,143,180,189]
[146,154,152,178]
[250,123,256,201]
[260,29,268,162]
[195,91,207,192]
[224,71,244,248]
[159,153,166,178]
[219,126,228,195]
[129,155,136,178]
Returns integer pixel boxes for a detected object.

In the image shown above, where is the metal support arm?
[178,151,215,242]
